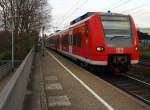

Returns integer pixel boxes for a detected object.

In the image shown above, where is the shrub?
[0,52,11,60]
[0,31,38,60]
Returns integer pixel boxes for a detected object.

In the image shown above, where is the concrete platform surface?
[22,50,150,110]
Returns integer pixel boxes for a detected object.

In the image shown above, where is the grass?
[0,52,11,66]
[0,52,11,60]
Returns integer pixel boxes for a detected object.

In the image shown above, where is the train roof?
[70,11,129,25]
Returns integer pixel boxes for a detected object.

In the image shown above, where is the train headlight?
[96,46,104,52]
[135,47,138,51]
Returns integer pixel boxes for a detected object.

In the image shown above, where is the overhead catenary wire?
[50,0,83,31]
[121,2,150,13]
[57,0,87,28]
[109,0,131,11]
[60,0,81,22]
[102,0,123,11]
[59,0,88,28]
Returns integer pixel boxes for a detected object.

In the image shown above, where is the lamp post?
[42,26,45,56]
[12,17,14,69]
[10,14,23,69]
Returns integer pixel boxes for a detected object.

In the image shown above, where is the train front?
[100,13,139,73]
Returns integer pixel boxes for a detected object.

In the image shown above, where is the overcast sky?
[48,0,150,33]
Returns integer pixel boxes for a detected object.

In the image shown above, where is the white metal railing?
[0,47,34,110]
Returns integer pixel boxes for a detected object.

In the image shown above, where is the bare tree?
[0,0,51,34]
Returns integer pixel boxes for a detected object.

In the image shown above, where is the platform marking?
[45,83,63,90]
[47,51,114,110]
[44,76,58,81]
[48,96,71,107]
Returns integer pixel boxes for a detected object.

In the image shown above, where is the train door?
[84,24,89,59]
[85,25,88,49]
[69,31,73,54]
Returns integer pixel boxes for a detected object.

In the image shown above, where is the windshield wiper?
[110,35,130,40]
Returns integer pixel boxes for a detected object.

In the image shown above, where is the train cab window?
[101,15,132,47]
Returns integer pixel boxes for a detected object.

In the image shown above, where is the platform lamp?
[42,26,45,56]
[10,13,19,70]
[6,16,15,70]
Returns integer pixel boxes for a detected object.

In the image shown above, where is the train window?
[62,36,64,45]
[56,38,58,45]
[69,34,73,45]
[66,35,69,46]
[60,35,62,45]
[65,35,68,46]
[77,33,82,47]
[63,35,66,46]
[84,25,88,36]
[73,33,77,46]
[65,36,67,46]
[62,34,69,46]
[84,25,88,44]
[73,32,82,47]
[101,15,132,47]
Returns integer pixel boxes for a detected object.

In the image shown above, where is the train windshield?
[101,15,132,47]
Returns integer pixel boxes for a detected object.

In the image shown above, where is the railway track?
[139,60,150,66]
[96,73,150,105]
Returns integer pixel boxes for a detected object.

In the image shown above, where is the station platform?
[23,50,150,110]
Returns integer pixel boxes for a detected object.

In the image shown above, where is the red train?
[46,12,139,73]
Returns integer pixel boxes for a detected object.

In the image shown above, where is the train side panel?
[88,15,107,63]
